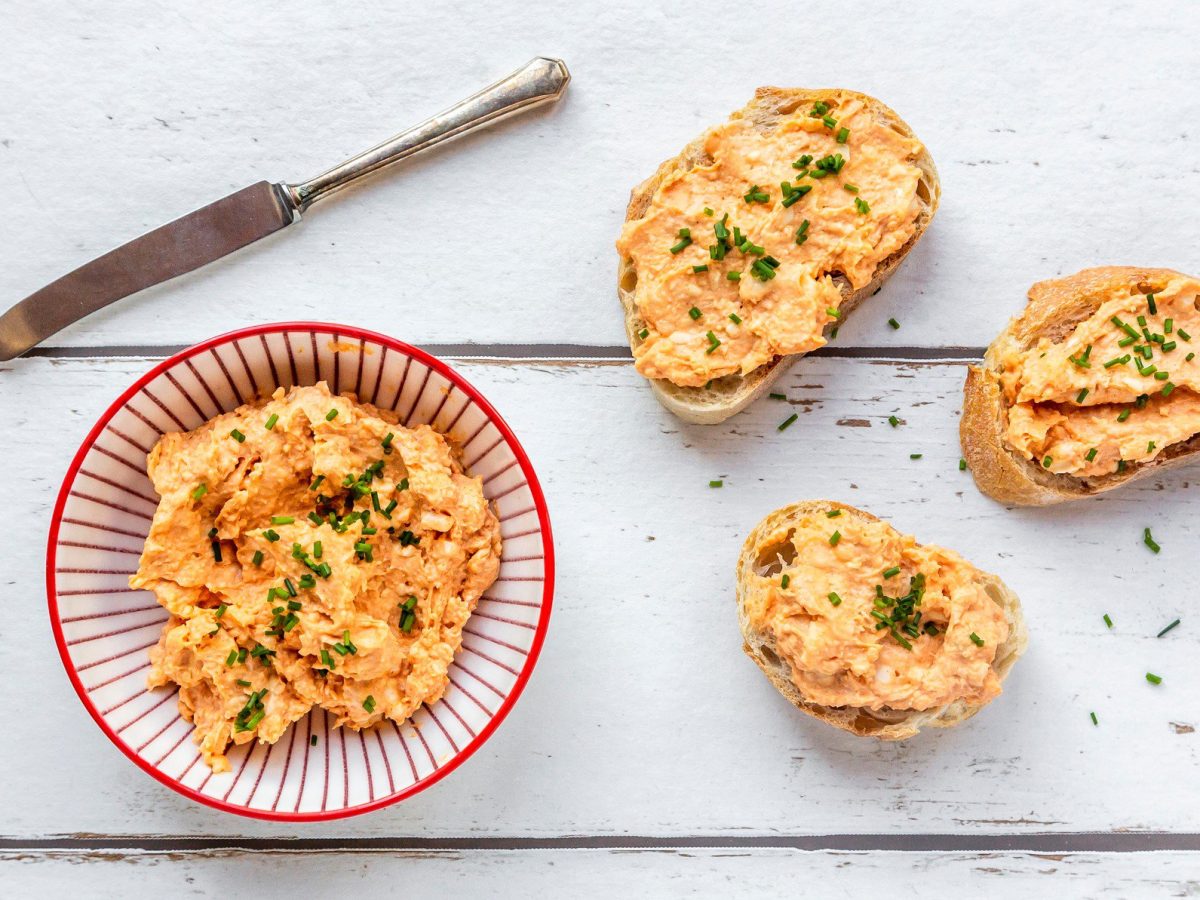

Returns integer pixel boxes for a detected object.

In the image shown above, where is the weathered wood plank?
[1,0,1196,349]
[2,849,1195,897]
[1,356,1197,838]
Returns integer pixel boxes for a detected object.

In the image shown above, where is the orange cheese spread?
[998,276,1200,477]
[131,383,501,772]
[741,512,1008,711]
[617,96,926,387]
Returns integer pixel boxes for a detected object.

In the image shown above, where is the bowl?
[46,323,554,820]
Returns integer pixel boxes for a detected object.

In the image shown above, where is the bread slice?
[735,500,1027,739]
[618,88,941,424]
[962,266,1197,506]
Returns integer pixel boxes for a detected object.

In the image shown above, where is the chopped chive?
[826,307,841,318]
[888,318,900,330]
[1188,353,1195,361]
[793,154,814,169]
[843,183,859,194]
[703,207,714,216]
[669,228,693,253]
[1165,317,1174,334]
[1085,448,1098,462]
[827,592,842,605]
[882,566,901,578]
[1147,293,1158,314]
[729,313,743,324]
[211,539,222,563]
[1157,619,1181,638]
[888,415,900,427]
[709,480,723,488]
[1103,613,1113,628]
[959,458,967,471]
[1178,328,1192,341]
[265,413,279,430]
[263,529,280,542]
[693,264,709,273]
[836,127,850,143]
[230,428,246,443]
[769,392,787,400]
[1162,341,1177,352]
[910,453,923,459]
[1076,388,1089,403]
[688,306,702,321]
[325,408,338,422]
[969,632,984,647]
[637,328,649,340]
[829,531,841,546]
[363,695,376,713]
[309,474,325,491]
[191,483,208,502]
[1155,370,1170,380]
[311,734,319,746]
[1143,527,1161,553]
[727,271,742,281]
[225,650,238,667]
[271,516,295,525]
[1042,455,1053,468]
[1146,672,1163,685]
[780,574,791,589]
[1163,382,1176,396]
[778,413,798,431]
[854,197,870,214]
[705,331,721,355]
[1148,440,1157,453]
[1117,408,1132,422]
[1103,355,1131,368]
[1090,711,1099,726]
[825,509,842,518]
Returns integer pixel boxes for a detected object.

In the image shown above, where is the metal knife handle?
[284,57,570,213]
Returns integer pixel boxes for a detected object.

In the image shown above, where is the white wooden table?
[3,1,1199,895]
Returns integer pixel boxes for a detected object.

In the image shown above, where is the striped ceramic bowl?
[46,323,553,820]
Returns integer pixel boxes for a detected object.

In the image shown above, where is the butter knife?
[0,57,570,361]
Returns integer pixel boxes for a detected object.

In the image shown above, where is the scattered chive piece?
[829,531,841,546]
[729,313,743,324]
[778,413,798,431]
[638,328,649,340]
[1162,341,1177,352]
[1090,711,1098,726]
[225,650,238,667]
[1187,353,1194,361]
[363,695,376,713]
[709,480,723,488]
[1146,672,1163,685]
[311,735,318,746]
[843,183,860,194]
[826,307,841,319]
[793,154,814,169]
[1147,293,1158,314]
[769,392,787,400]
[781,574,791,589]
[263,529,280,542]
[1042,455,1053,469]
[325,409,338,421]
[1163,382,1176,396]
[271,516,295,525]
[888,318,900,330]
[959,458,967,471]
[1143,527,1161,553]
[888,415,900,427]
[1085,448,1098,462]
[727,271,742,281]
[1076,388,1089,403]
[1103,613,1113,629]
[1117,408,1132,422]
[795,219,810,245]
[688,306,702,321]
[265,413,279,430]
[825,509,842,518]
[309,474,325,491]
[1158,619,1181,638]
[854,197,870,215]
[705,331,721,355]
[669,228,693,253]
[191,484,208,502]
[835,127,850,143]
[910,453,923,459]
[703,207,714,216]
[969,632,984,647]
[210,538,222,563]
[252,550,264,567]
[1165,318,1174,334]
[882,566,901,578]
[693,264,709,273]
[1178,328,1192,341]
[828,592,842,606]
[230,428,246,443]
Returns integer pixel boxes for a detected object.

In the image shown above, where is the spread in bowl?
[617,95,927,388]
[130,382,501,772]
[996,275,1200,477]
[741,510,1009,712]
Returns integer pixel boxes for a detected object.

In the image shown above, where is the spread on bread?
[617,96,926,388]
[741,510,1009,711]
[130,382,501,772]
[994,274,1200,477]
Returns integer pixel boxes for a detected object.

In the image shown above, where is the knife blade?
[0,57,569,361]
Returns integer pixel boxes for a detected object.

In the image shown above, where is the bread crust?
[618,88,941,424]
[735,500,1027,740]
[962,266,1199,506]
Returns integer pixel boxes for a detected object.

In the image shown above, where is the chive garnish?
[829,531,841,546]
[688,306,702,321]
[729,313,742,324]
[826,307,841,319]
[781,574,791,589]
[263,529,280,542]
[853,197,870,215]
[888,318,900,330]
[1085,448,1098,462]
[215,604,228,619]
[888,415,900,427]
[1179,328,1192,341]
[959,458,967,471]
[669,228,693,253]
[309,474,325,491]
[1117,408,1132,422]
[325,408,338,422]
[793,154,814,169]
[1157,619,1181,638]
[843,183,859,194]
[191,484,208,502]
[727,271,742,281]
[1103,613,1113,628]
[825,510,842,518]
[1162,382,1176,396]
[230,428,246,443]
[769,392,787,400]
[778,413,798,431]
[882,566,901,579]
[1090,711,1099,726]
[265,413,279,430]
[742,185,770,204]
[969,632,984,647]
[271,516,295,526]
[836,127,849,143]
[225,650,238,667]
[1143,527,1161,553]
[705,331,721,355]
[703,207,714,216]
[693,264,709,274]
[1076,388,1089,403]
[709,480,723,488]
[795,219,810,245]
[1042,455,1053,468]
[1146,672,1163,685]
[828,592,842,605]
[638,328,649,340]
[363,695,376,713]
[1147,293,1158,314]
[910,453,923,459]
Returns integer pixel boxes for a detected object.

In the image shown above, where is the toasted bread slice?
[963,267,1198,505]
[735,501,1027,740]
[618,88,941,424]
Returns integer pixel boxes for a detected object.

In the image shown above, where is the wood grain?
[1,0,1196,349]
[2,849,1197,897]
[3,355,1197,839]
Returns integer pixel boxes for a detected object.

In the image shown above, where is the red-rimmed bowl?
[46,323,554,820]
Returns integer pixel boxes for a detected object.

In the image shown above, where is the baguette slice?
[735,501,1027,740]
[618,88,941,424]
[962,267,1196,505]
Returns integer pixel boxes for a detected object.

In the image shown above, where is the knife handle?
[283,57,570,212]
